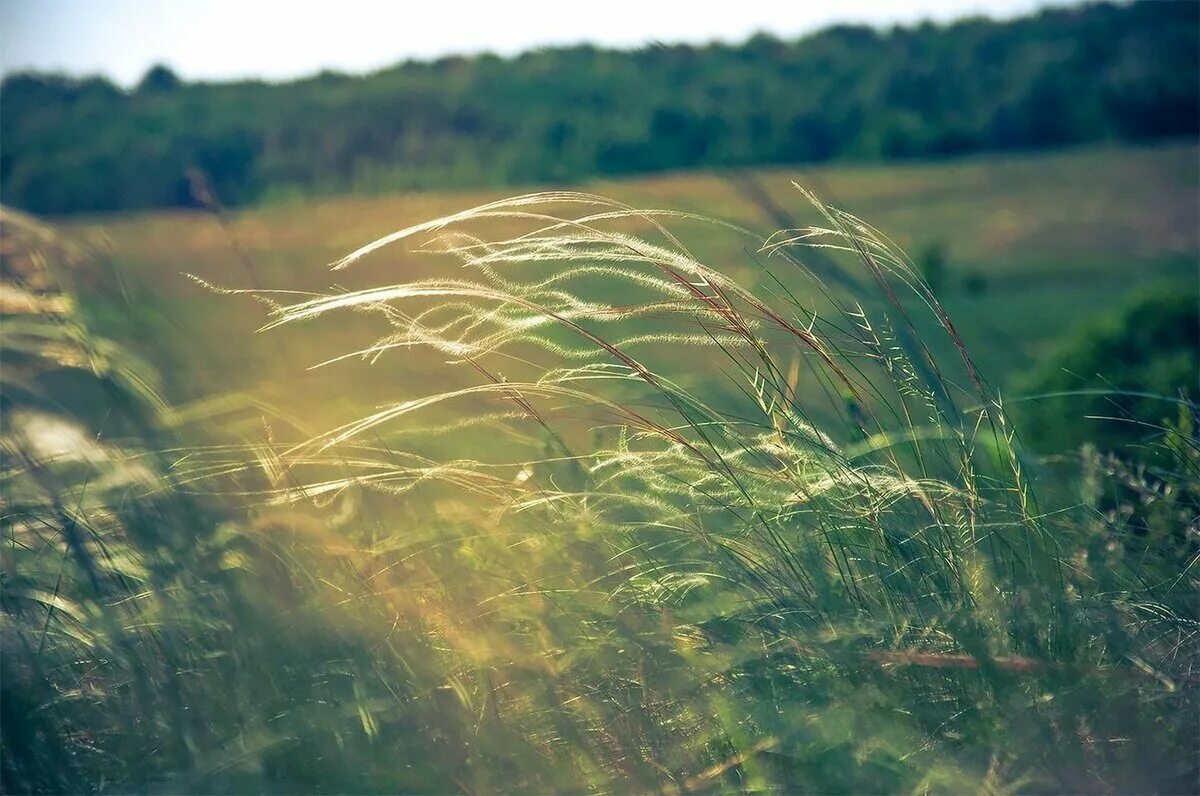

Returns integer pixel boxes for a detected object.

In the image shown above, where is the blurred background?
[2,1,1198,793]
[1,0,1196,430]
[0,0,1195,420]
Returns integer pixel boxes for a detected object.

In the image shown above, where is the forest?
[2,0,1198,214]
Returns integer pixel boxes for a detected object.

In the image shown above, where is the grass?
[59,141,1199,436]
[3,179,1197,793]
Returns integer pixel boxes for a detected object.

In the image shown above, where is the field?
[6,140,1198,793]
[61,141,1199,436]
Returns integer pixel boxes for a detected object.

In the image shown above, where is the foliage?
[1014,282,1200,458]
[3,1,1199,214]
[2,197,1197,794]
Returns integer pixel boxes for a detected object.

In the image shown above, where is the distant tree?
[136,64,180,93]
[2,1,1197,214]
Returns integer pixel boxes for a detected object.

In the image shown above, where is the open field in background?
[58,141,1198,444]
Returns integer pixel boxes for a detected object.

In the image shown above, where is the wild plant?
[238,191,1197,791]
[3,194,1196,793]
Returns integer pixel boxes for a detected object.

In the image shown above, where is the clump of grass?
[243,190,1196,791]
[1,209,579,794]
[4,195,1196,794]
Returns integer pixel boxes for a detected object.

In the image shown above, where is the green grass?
[60,141,1199,439]
[4,145,1197,793]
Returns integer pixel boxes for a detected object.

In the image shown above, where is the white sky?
[1,0,1073,87]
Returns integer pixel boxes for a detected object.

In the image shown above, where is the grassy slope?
[60,141,1199,439]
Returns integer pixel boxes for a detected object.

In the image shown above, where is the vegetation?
[3,1,1197,784]
[59,142,1200,422]
[3,0,1198,214]
[1015,284,1199,458]
[3,189,1196,793]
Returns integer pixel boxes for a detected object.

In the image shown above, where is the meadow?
[62,141,1198,432]
[3,141,1198,793]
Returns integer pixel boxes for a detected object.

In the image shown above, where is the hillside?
[58,142,1197,436]
[3,1,1197,214]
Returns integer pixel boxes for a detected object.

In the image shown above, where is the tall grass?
[2,195,1196,793]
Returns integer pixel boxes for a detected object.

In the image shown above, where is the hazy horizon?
[1,0,1075,87]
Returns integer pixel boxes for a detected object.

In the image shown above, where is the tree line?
[2,0,1196,215]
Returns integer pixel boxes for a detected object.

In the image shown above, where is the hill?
[58,142,1198,433]
[3,0,1197,215]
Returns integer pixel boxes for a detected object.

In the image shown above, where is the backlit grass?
[4,189,1195,793]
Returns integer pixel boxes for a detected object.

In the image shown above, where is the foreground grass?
[2,192,1197,794]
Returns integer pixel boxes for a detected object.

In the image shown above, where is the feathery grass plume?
[239,190,1196,791]
[6,195,1195,793]
[2,207,739,794]
[268,190,1039,622]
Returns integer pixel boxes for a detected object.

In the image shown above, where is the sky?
[1,0,1072,88]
